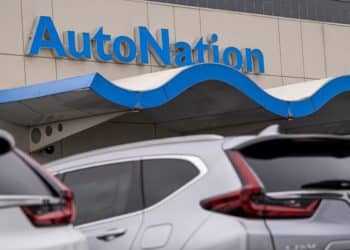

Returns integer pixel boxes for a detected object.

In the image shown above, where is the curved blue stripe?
[288,75,350,118]
[0,73,95,103]
[1,63,350,118]
[91,64,290,117]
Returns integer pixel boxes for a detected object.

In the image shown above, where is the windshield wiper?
[301,180,350,190]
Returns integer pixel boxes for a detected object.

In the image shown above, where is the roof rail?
[258,124,280,136]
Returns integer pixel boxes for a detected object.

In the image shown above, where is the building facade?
[1,0,350,162]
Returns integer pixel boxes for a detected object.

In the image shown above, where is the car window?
[55,173,64,181]
[0,151,53,196]
[63,161,142,225]
[239,138,350,192]
[142,158,200,207]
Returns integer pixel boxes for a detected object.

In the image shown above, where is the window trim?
[63,159,143,227]
[53,156,142,175]
[54,155,207,229]
[141,155,207,213]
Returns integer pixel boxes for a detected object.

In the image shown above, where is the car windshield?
[238,138,350,193]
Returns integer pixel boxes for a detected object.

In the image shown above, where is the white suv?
[48,125,350,250]
[0,131,88,250]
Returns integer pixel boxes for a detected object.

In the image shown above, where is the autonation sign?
[27,16,265,73]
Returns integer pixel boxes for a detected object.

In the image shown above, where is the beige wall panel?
[279,19,304,78]
[174,7,201,44]
[22,0,53,57]
[0,0,23,54]
[151,65,166,72]
[301,21,326,79]
[283,76,305,85]
[147,3,175,66]
[0,55,25,89]
[148,3,175,42]
[247,74,283,89]
[52,0,147,37]
[324,23,350,77]
[25,57,57,85]
[200,10,281,75]
[56,59,152,80]
[51,0,147,64]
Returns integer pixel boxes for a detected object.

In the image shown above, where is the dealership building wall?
[1,0,350,162]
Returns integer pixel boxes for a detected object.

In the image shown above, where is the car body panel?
[182,213,247,250]
[0,129,87,250]
[0,207,87,250]
[78,211,143,250]
[266,200,350,250]
[48,138,256,250]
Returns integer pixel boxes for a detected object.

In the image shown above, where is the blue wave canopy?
[0,63,350,126]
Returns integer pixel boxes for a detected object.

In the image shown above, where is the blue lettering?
[112,36,137,63]
[194,38,210,63]
[173,42,193,66]
[27,16,266,74]
[64,31,91,59]
[27,16,66,57]
[223,47,243,70]
[245,48,265,73]
[138,26,171,65]
[208,34,220,63]
[92,27,112,61]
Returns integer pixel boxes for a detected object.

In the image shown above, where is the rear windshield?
[239,138,350,193]
[0,151,53,196]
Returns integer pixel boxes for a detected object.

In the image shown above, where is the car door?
[61,160,144,250]
[132,156,209,250]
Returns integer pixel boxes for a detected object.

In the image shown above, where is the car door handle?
[96,228,127,242]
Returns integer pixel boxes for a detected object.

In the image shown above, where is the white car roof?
[46,134,224,168]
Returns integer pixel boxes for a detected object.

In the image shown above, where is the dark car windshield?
[0,151,53,196]
[239,138,350,193]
